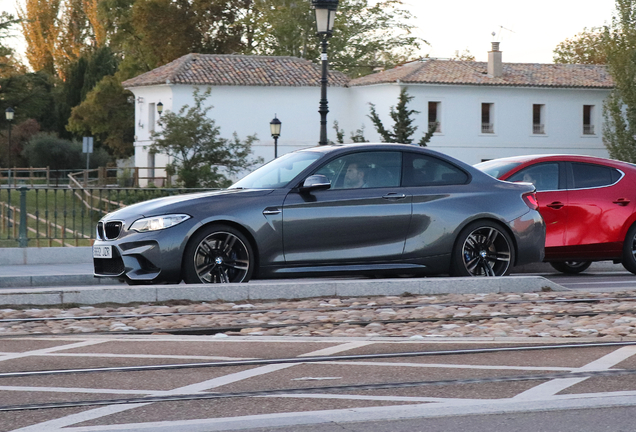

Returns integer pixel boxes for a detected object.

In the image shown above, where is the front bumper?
[93,222,193,284]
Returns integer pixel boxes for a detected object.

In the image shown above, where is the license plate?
[93,245,112,259]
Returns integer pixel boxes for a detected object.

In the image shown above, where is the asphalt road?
[4,336,636,431]
[517,264,636,292]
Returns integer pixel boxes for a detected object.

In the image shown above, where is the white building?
[123,43,613,185]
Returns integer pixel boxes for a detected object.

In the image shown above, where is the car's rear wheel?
[183,224,254,283]
[549,261,592,274]
[451,221,514,277]
[622,225,636,275]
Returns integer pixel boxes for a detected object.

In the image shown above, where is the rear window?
[507,163,560,191]
[571,163,622,189]
[474,160,522,179]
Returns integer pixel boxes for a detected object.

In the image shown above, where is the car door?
[564,162,634,256]
[401,152,472,260]
[282,151,412,265]
[505,162,567,252]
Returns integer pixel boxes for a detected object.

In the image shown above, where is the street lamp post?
[312,0,338,146]
[269,115,281,158]
[5,107,14,188]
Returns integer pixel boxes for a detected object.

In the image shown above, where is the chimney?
[488,42,502,77]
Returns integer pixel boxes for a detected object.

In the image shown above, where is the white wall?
[127,81,611,185]
[354,84,609,164]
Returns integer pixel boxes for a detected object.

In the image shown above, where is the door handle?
[613,198,631,206]
[263,208,281,216]
[382,193,407,200]
[546,201,564,209]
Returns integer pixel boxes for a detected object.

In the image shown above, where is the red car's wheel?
[622,225,636,275]
[549,261,592,274]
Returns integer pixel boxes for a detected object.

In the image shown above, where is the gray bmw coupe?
[93,144,545,284]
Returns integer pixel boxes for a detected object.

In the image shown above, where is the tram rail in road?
[4,336,636,431]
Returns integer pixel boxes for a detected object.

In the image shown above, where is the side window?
[571,163,621,189]
[314,151,402,189]
[403,153,468,186]
[508,163,559,191]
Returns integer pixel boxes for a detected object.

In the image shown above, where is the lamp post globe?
[5,107,15,188]
[269,115,281,158]
[311,0,339,146]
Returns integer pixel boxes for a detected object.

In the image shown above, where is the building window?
[148,152,155,181]
[533,104,545,134]
[148,103,156,134]
[481,103,494,133]
[428,101,441,133]
[583,105,595,135]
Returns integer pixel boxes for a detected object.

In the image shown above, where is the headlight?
[130,214,191,232]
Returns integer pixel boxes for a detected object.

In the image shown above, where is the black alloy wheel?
[622,224,636,275]
[451,221,514,277]
[549,261,592,274]
[183,225,254,283]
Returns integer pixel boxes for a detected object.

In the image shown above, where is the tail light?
[522,191,539,210]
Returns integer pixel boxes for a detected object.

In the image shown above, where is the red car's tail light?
[522,192,539,210]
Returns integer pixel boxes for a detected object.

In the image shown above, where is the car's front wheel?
[183,224,254,283]
[622,224,636,275]
[549,261,592,274]
[451,221,514,277]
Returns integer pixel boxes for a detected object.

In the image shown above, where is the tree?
[0,119,40,169]
[56,46,118,138]
[452,48,475,61]
[22,132,109,170]
[0,12,24,77]
[367,88,436,146]
[0,72,57,132]
[17,0,106,78]
[603,0,636,163]
[553,27,607,64]
[149,88,262,188]
[247,0,426,77]
[67,74,135,157]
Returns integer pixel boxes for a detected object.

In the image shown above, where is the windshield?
[474,160,522,179]
[230,151,322,189]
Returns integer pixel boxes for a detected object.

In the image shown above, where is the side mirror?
[300,174,331,192]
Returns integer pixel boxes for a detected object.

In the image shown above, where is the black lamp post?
[157,102,164,116]
[5,107,14,188]
[312,0,338,146]
[269,115,281,158]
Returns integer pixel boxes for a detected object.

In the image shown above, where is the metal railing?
[0,167,169,187]
[533,124,545,134]
[583,124,595,135]
[481,123,494,134]
[0,186,216,247]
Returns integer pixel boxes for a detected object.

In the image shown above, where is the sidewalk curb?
[0,276,566,306]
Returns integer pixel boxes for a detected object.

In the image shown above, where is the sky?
[0,0,619,65]
[402,0,616,63]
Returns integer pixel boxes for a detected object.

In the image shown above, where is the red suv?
[476,155,636,274]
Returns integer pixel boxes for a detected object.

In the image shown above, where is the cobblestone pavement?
[4,291,636,339]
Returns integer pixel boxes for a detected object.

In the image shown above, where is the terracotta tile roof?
[349,59,613,89]
[122,54,350,88]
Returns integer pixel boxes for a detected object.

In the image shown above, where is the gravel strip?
[3,291,636,338]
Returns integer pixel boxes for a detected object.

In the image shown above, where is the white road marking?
[0,339,107,362]
[513,345,636,400]
[12,340,374,432]
[35,352,256,361]
[37,394,636,432]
